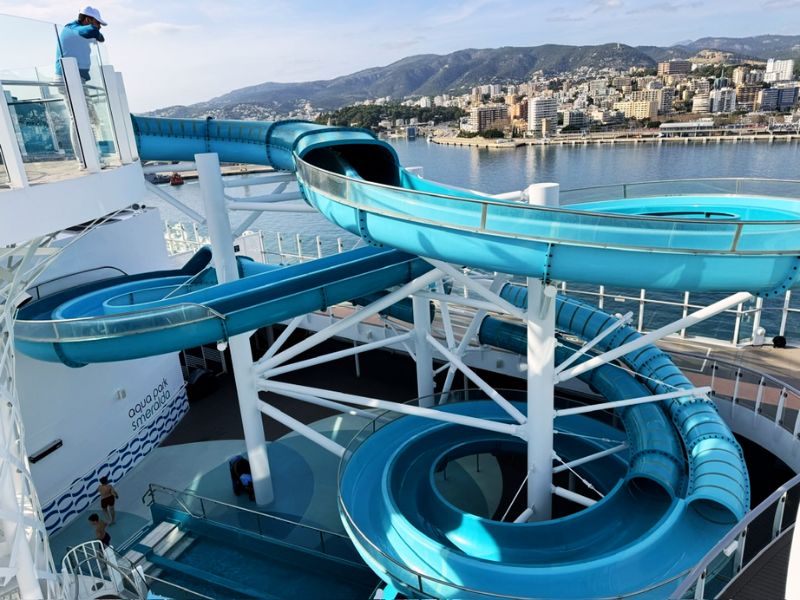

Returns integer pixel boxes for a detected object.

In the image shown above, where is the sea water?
[146,139,800,342]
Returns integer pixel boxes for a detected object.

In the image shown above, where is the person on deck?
[97,476,119,524]
[88,513,111,547]
[55,7,108,82]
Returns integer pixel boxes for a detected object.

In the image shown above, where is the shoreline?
[431,132,800,148]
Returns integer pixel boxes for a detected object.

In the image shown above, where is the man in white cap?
[55,7,108,82]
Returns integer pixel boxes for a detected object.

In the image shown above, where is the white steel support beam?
[527,279,557,521]
[257,401,347,458]
[0,82,29,189]
[196,153,273,505]
[555,291,753,384]
[424,260,526,321]
[260,331,414,379]
[552,485,597,507]
[0,237,58,598]
[426,334,526,424]
[254,268,444,375]
[262,380,522,438]
[440,274,509,399]
[145,182,206,224]
[61,57,101,173]
[552,443,629,474]
[262,316,304,361]
[258,384,374,419]
[413,296,436,407]
[555,311,633,374]
[555,387,711,418]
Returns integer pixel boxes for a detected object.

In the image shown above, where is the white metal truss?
[0,239,60,599]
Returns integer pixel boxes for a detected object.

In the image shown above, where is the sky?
[1,0,799,111]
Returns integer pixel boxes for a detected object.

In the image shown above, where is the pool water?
[159,534,376,599]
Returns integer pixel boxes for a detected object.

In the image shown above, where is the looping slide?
[16,116,800,597]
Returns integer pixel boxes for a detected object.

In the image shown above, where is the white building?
[709,87,736,113]
[765,58,795,83]
[528,97,558,137]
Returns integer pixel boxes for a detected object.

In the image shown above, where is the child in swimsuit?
[98,476,119,525]
[88,513,111,547]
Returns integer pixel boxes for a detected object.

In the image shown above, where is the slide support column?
[413,295,435,407]
[526,183,559,520]
[196,152,274,505]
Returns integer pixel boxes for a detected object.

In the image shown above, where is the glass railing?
[1,65,84,182]
[0,13,121,184]
[81,40,120,166]
[0,15,82,181]
[672,472,800,599]
[142,483,359,564]
[296,160,800,255]
[560,178,800,205]
[14,302,223,343]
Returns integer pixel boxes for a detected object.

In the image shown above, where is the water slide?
[15,117,800,597]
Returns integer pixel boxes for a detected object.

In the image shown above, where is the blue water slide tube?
[15,246,432,366]
[338,298,742,598]
[129,115,800,293]
[494,284,749,520]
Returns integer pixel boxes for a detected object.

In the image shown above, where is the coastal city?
[345,56,800,144]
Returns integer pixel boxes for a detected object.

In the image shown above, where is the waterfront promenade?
[432,130,800,148]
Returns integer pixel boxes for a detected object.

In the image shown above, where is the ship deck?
[47,327,800,590]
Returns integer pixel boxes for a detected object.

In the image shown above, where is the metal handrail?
[61,540,147,600]
[297,159,800,227]
[667,349,800,399]
[671,472,800,598]
[142,573,214,599]
[143,482,350,541]
[559,177,800,196]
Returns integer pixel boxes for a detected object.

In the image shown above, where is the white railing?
[61,541,147,600]
[668,350,800,440]
[672,473,800,599]
[162,219,798,348]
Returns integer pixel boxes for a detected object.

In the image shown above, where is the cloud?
[627,1,702,14]
[762,0,800,7]
[590,0,624,13]
[132,22,200,35]
[428,0,506,26]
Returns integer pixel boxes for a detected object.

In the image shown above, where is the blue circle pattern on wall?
[42,390,188,534]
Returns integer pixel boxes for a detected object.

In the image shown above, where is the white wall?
[19,352,184,505]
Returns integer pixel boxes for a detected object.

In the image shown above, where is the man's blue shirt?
[55,21,105,81]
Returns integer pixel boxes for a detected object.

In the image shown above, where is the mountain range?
[150,35,800,119]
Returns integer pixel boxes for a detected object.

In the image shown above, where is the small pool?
[575,195,800,221]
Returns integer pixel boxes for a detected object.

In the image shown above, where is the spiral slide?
[15,117,800,597]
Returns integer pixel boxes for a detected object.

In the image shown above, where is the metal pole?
[413,296,435,407]
[527,279,557,520]
[556,291,753,383]
[196,152,273,505]
[525,183,559,522]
